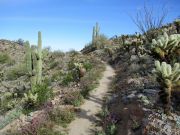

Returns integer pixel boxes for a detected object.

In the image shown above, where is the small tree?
[131,5,168,42]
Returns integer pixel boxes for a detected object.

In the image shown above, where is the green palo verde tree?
[151,31,180,64]
[153,61,180,114]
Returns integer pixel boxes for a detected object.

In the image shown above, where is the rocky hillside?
[82,20,180,135]
[0,34,105,135]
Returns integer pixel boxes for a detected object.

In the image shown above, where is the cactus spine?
[37,31,42,84]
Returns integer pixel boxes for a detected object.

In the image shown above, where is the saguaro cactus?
[95,22,100,39]
[24,41,32,74]
[153,61,180,114]
[24,32,43,90]
[92,22,100,43]
[31,46,37,90]
[37,31,42,84]
[92,26,96,43]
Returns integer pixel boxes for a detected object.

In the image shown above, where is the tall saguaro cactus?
[37,31,42,84]
[92,22,100,43]
[92,26,96,43]
[25,31,43,90]
[95,22,100,39]
[24,41,32,74]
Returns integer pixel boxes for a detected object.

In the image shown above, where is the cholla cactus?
[153,61,180,114]
[151,32,180,63]
[74,62,86,78]
[23,91,38,109]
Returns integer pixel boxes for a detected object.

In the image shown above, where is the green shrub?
[22,91,38,113]
[0,106,23,129]
[107,124,117,135]
[52,50,65,58]
[61,72,74,86]
[64,91,84,107]
[51,71,64,82]
[80,70,101,97]
[49,61,59,69]
[0,53,11,64]
[37,126,65,135]
[33,83,53,106]
[0,92,20,114]
[49,107,75,127]
[22,83,53,114]
[83,61,93,71]
[5,64,27,80]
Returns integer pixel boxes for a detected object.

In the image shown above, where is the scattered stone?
[127,93,136,99]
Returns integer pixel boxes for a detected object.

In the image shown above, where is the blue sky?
[0,0,179,51]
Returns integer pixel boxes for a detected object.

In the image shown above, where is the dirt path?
[67,64,115,135]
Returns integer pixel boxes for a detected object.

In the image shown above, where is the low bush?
[0,106,23,129]
[61,72,74,86]
[49,61,59,69]
[22,83,53,114]
[33,83,53,106]
[49,107,75,127]
[80,67,103,97]
[37,122,65,135]
[83,61,93,71]
[0,53,11,64]
[0,92,21,114]
[64,91,84,106]
[5,64,27,80]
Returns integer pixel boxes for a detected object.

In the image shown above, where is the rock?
[131,91,137,94]
[137,94,151,105]
[137,94,144,98]
[122,96,129,104]
[143,99,150,105]
[127,78,141,86]
[127,93,136,99]
[143,89,158,95]
[130,55,139,62]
